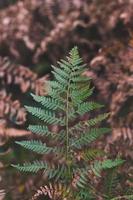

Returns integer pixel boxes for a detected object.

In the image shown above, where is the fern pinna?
[12,47,124,200]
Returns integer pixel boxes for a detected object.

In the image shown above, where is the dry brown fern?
[1,0,133,63]
[0,57,48,95]
[0,57,48,138]
[84,41,133,158]
[0,189,5,200]
[32,183,71,200]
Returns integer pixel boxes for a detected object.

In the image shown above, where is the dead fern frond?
[32,183,71,200]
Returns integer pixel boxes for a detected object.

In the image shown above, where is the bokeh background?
[0,0,133,199]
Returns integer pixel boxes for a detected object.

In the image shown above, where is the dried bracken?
[0,90,26,125]
[32,183,71,200]
[0,57,48,95]
[0,0,133,63]
[0,57,48,138]
[85,43,133,156]
[0,189,5,200]
[0,89,29,138]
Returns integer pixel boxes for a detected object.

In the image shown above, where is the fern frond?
[75,169,88,189]
[51,65,70,79]
[12,47,124,200]
[71,68,86,77]
[86,113,110,127]
[69,113,110,133]
[126,186,133,196]
[71,85,94,104]
[28,125,65,141]
[104,168,119,200]
[91,159,124,177]
[68,108,77,120]
[70,56,83,67]
[12,161,67,179]
[48,80,66,92]
[77,102,103,115]
[31,93,64,110]
[25,106,64,125]
[48,85,66,103]
[71,128,110,149]
[12,161,47,173]
[46,164,67,181]
[72,76,90,83]
[52,70,69,86]
[28,125,52,136]
[32,183,72,200]
[78,188,95,200]
[69,46,83,63]
[81,148,105,161]
[16,140,53,154]
[60,59,72,69]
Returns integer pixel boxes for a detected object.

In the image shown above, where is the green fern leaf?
[86,113,110,127]
[60,59,72,68]
[72,76,90,83]
[52,70,68,85]
[91,159,125,177]
[16,140,52,154]
[104,168,119,199]
[77,102,104,115]
[31,93,64,110]
[12,161,48,173]
[71,85,94,104]
[76,169,88,189]
[69,113,109,133]
[51,65,69,79]
[25,106,64,125]
[12,47,124,200]
[82,148,105,161]
[28,125,52,136]
[71,128,110,149]
[78,188,95,200]
[48,80,66,92]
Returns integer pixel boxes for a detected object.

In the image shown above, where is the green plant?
[101,167,133,200]
[12,47,124,200]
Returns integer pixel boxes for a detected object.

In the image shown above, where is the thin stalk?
[66,78,71,160]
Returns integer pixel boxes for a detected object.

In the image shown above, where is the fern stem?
[66,78,71,160]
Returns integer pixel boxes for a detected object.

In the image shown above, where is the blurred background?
[0,0,133,199]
